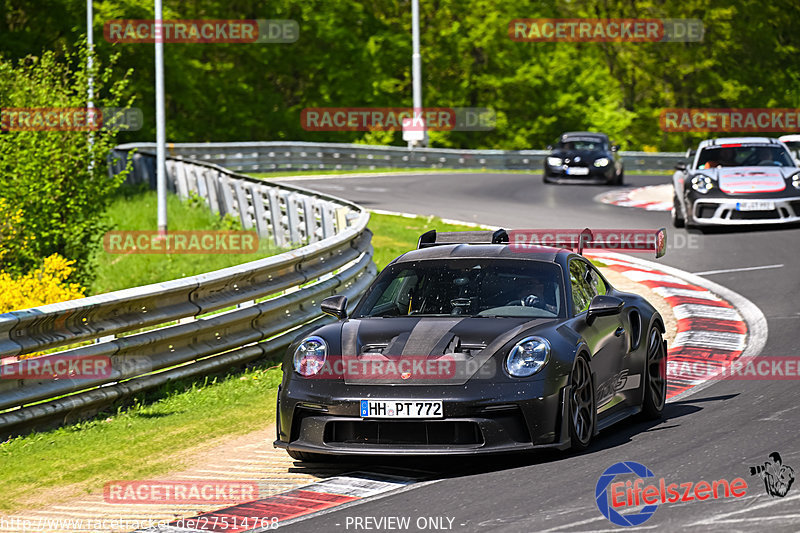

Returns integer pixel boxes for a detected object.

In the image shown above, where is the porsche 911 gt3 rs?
[274,229,667,461]
[672,137,800,227]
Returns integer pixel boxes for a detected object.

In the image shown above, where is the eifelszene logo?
[595,461,748,527]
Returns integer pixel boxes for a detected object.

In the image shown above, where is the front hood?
[696,167,792,194]
[336,316,552,385]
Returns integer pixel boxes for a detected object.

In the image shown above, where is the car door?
[568,258,627,412]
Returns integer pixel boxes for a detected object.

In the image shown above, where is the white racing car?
[672,137,800,228]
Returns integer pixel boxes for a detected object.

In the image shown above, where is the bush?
[0,42,132,285]
[0,253,85,315]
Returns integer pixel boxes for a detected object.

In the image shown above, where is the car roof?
[697,137,782,148]
[392,243,564,264]
[560,131,609,141]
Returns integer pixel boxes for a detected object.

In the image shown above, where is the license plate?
[566,167,589,176]
[360,400,443,418]
[736,201,775,211]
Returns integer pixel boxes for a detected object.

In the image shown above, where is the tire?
[543,175,552,184]
[568,355,595,450]
[672,194,685,228]
[287,450,337,463]
[616,170,624,185]
[641,328,667,420]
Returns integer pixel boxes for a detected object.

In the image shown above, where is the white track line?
[693,264,784,276]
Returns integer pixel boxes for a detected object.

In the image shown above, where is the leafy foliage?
[2,1,800,149]
[0,43,132,283]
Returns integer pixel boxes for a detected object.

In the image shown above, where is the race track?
[274,171,800,532]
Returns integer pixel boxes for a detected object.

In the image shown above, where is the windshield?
[558,139,607,151]
[696,145,794,168]
[354,259,564,319]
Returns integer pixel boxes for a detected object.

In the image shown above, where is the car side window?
[569,260,607,315]
[569,260,593,315]
[587,265,607,297]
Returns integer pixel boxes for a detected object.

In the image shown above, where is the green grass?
[1,211,483,514]
[90,187,289,295]
[0,365,281,513]
[367,212,488,269]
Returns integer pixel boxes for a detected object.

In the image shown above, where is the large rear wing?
[417,228,667,258]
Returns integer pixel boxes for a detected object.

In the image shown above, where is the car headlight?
[505,336,550,377]
[547,157,563,167]
[792,173,800,190]
[593,158,610,167]
[293,336,327,376]
[691,175,714,194]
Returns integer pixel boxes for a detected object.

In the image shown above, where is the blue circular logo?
[596,461,658,527]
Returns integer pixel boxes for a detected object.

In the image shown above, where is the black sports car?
[274,229,667,461]
[543,131,624,185]
[672,137,800,228]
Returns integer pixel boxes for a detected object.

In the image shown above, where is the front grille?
[790,201,800,215]
[324,420,483,445]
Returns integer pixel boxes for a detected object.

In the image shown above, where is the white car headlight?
[547,157,563,167]
[792,173,800,190]
[505,336,550,377]
[293,336,328,376]
[691,175,714,194]
[593,158,610,167]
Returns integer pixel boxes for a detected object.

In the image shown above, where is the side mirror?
[546,144,553,151]
[586,295,623,326]
[674,162,687,171]
[611,144,620,152]
[321,295,348,320]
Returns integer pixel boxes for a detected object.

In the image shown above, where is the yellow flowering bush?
[0,254,86,314]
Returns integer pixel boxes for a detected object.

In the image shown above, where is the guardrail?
[138,141,684,173]
[0,147,377,437]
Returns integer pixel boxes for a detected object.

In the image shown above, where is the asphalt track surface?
[276,172,800,533]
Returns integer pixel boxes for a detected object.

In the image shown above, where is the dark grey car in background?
[543,131,624,185]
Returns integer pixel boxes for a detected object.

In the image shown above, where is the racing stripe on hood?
[399,319,465,356]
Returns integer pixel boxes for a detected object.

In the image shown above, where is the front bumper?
[544,165,614,184]
[275,378,571,456]
[688,195,800,225]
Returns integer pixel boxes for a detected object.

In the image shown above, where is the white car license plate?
[735,201,775,211]
[360,400,443,418]
[566,167,589,176]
